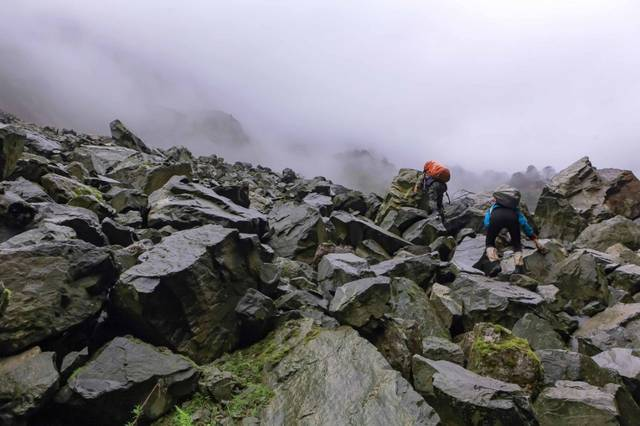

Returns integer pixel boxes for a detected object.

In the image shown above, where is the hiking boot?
[514,251,526,274]
[486,247,500,262]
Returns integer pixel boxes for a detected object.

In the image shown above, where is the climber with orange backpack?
[413,160,451,223]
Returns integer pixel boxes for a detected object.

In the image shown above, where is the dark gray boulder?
[0,177,51,203]
[576,216,640,252]
[574,303,640,355]
[268,202,326,263]
[0,347,59,424]
[512,313,566,351]
[533,380,640,426]
[0,222,76,249]
[372,254,440,289]
[317,252,374,296]
[412,356,536,425]
[148,176,268,237]
[328,276,391,328]
[592,348,640,401]
[330,210,411,255]
[107,187,148,214]
[101,217,137,247]
[402,217,447,246]
[536,349,618,387]
[609,264,640,297]
[55,336,198,426]
[112,225,264,363]
[235,289,276,345]
[109,119,154,154]
[548,249,611,314]
[0,239,117,355]
[448,273,544,330]
[421,336,465,365]
[32,202,107,246]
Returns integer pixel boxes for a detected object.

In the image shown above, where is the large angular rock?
[71,144,139,175]
[32,202,107,246]
[112,225,264,363]
[512,312,566,351]
[0,124,26,179]
[268,202,327,263]
[535,157,640,241]
[574,303,640,355]
[378,206,429,235]
[592,348,640,400]
[548,249,611,314]
[109,119,154,154]
[106,187,148,214]
[536,349,618,387]
[606,243,640,267]
[55,336,198,426]
[106,154,192,195]
[429,283,463,330]
[442,191,495,236]
[402,217,447,246]
[448,273,544,330]
[317,252,374,295]
[576,216,640,251]
[261,323,440,426]
[331,210,411,255]
[0,240,117,355]
[0,222,76,249]
[451,235,486,274]
[0,177,51,203]
[0,189,36,233]
[523,239,568,282]
[412,356,536,425]
[0,347,59,423]
[328,276,391,328]
[608,264,640,296]
[389,278,449,340]
[235,288,276,345]
[533,380,639,426]
[148,176,268,238]
[372,254,440,289]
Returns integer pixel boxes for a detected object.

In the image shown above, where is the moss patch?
[158,319,320,425]
[471,324,540,365]
[72,185,104,202]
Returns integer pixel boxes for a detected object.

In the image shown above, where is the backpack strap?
[445,191,451,204]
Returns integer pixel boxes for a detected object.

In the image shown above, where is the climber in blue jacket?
[483,186,545,274]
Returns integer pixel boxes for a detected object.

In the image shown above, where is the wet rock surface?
[2,112,640,425]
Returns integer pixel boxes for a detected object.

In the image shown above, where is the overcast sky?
[1,0,639,177]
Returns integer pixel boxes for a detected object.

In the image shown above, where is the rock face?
[262,324,441,426]
[0,240,117,355]
[535,157,640,241]
[412,356,536,425]
[55,336,198,426]
[0,347,59,423]
[112,225,264,363]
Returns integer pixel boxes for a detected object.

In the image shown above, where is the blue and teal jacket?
[483,203,535,237]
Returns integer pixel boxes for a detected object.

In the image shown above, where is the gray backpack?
[493,185,521,209]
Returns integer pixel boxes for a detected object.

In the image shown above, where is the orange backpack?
[424,160,451,183]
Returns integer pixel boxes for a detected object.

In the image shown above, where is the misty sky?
[2,0,640,178]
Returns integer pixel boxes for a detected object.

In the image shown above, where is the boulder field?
[1,110,640,425]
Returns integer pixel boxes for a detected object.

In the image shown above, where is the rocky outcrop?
[575,216,640,252]
[535,157,640,241]
[112,225,265,363]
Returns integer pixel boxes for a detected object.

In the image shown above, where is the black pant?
[486,207,522,251]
